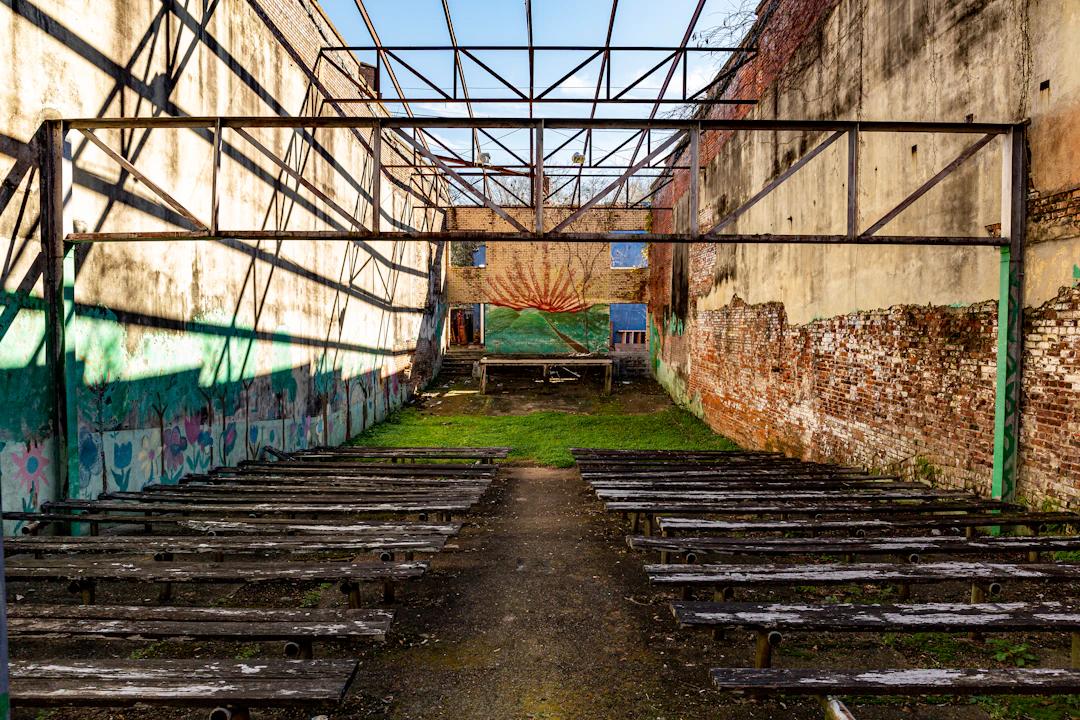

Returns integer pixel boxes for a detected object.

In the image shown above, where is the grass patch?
[349,407,738,467]
[974,695,1080,720]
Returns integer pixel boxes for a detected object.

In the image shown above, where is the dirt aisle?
[353,466,770,720]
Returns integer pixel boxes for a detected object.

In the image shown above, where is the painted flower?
[113,441,132,470]
[222,423,238,458]
[248,425,259,445]
[77,431,99,472]
[163,426,188,471]
[183,416,202,444]
[11,442,50,496]
[135,436,156,479]
[197,430,213,449]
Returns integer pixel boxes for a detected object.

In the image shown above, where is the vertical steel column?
[210,119,222,235]
[372,121,382,234]
[847,124,860,237]
[688,126,700,238]
[534,120,544,235]
[992,125,1027,504]
[38,119,69,497]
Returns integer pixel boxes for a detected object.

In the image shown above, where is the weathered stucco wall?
[0,0,447,529]
[446,207,649,355]
[650,0,1080,505]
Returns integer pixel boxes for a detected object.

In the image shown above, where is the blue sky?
[317,0,752,195]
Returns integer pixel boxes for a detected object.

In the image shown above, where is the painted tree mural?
[485,244,609,354]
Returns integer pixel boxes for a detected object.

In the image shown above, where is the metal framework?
[33,1,1029,521]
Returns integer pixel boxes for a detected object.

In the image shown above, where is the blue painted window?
[610,303,647,345]
[611,241,647,268]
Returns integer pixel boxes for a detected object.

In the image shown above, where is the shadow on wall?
[0,0,449,531]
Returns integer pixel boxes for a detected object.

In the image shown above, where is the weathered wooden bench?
[142,483,490,498]
[628,533,1080,563]
[9,604,392,657]
[5,533,447,558]
[646,560,1080,602]
[180,518,462,536]
[102,488,485,503]
[597,488,960,502]
[587,477,913,490]
[298,445,510,460]
[710,666,1080,696]
[479,356,613,395]
[673,600,1080,668]
[44,498,475,519]
[655,513,1080,537]
[224,461,497,475]
[10,658,358,716]
[2,512,461,537]
[611,499,1020,535]
[6,557,428,605]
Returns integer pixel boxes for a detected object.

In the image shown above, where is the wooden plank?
[2,514,461,537]
[673,600,1080,632]
[597,489,958,501]
[710,667,1080,695]
[10,659,358,707]
[606,499,1016,516]
[630,534,1080,558]
[655,513,1079,535]
[5,558,429,584]
[9,604,393,641]
[299,446,509,458]
[6,533,447,556]
[44,499,474,515]
[479,358,613,366]
[646,561,1080,589]
[180,519,461,535]
[102,490,484,503]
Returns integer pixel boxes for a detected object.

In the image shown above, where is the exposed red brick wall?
[653,285,1080,507]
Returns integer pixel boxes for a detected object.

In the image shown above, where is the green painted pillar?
[991,126,1027,505]
[991,246,1021,503]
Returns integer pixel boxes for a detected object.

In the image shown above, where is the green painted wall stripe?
[991,245,1010,501]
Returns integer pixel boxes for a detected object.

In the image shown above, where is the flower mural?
[112,440,132,491]
[162,425,188,481]
[11,442,50,504]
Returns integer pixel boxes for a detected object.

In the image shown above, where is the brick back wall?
[446,207,651,306]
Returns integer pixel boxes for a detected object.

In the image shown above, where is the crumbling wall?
[0,0,447,527]
[649,0,1080,506]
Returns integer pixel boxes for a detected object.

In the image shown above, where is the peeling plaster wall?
[0,0,447,530]
[649,0,1080,505]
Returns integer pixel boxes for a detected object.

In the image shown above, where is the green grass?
[349,407,738,467]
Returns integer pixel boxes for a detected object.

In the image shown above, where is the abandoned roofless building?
[0,0,1079,717]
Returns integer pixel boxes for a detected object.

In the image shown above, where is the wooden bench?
[611,499,1019,535]
[180,519,462,536]
[10,658,358,716]
[6,533,448,558]
[673,600,1080,668]
[102,488,485,503]
[9,604,392,657]
[296,445,510,460]
[6,557,429,605]
[225,461,498,475]
[597,488,961,501]
[587,477,913,489]
[628,533,1080,563]
[655,513,1080,537]
[646,560,1080,602]
[710,666,1080,696]
[479,356,613,395]
[2,513,461,537]
[44,498,475,519]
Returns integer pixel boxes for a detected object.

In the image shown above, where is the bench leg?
[818,696,857,720]
[158,582,173,603]
[754,630,782,669]
[209,705,251,720]
[479,366,487,395]
[78,579,96,605]
[383,580,396,604]
[1072,632,1080,669]
[642,514,653,537]
[341,581,362,609]
[604,365,612,395]
[285,639,315,659]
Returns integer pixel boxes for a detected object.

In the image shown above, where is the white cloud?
[555,73,598,98]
